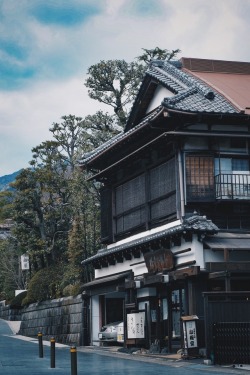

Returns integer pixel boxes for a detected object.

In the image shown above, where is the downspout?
[178,150,185,218]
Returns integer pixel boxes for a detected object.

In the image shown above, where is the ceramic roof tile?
[148,60,238,114]
[79,58,241,166]
[82,215,218,265]
[78,107,163,165]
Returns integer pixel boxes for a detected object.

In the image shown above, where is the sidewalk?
[77,344,250,372]
[3,320,250,373]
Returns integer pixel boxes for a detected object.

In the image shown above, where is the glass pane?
[232,158,249,171]
[186,155,214,200]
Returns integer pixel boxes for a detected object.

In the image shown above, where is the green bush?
[10,290,27,308]
[62,283,81,297]
[22,266,64,305]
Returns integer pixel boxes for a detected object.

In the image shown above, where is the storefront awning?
[83,271,132,289]
[204,233,250,250]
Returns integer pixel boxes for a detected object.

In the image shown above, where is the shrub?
[62,283,81,297]
[10,290,27,308]
[22,266,64,305]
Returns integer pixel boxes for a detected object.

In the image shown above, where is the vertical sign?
[127,312,145,339]
[21,254,30,270]
[182,319,198,348]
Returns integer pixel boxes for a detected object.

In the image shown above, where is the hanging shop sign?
[144,249,173,273]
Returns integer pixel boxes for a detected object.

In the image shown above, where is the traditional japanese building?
[80,57,250,361]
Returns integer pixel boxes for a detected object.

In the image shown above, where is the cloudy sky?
[1,0,250,176]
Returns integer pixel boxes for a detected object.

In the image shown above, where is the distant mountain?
[0,170,22,192]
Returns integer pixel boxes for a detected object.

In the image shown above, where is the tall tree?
[85,60,144,126]
[136,47,181,64]
[84,47,180,126]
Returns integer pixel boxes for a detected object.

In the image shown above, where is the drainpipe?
[178,150,185,218]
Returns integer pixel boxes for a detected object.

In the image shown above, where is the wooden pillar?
[188,280,196,315]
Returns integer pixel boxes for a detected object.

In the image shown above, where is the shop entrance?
[100,292,124,325]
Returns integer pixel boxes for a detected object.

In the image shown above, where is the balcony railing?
[215,173,250,200]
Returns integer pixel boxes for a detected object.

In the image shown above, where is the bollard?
[50,337,56,368]
[70,346,77,375]
[38,332,43,358]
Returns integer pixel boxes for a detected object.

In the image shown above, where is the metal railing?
[215,173,250,200]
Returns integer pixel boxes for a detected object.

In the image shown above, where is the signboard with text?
[127,312,145,339]
[144,249,173,273]
[21,254,30,270]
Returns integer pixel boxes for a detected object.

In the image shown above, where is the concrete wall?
[0,295,84,346]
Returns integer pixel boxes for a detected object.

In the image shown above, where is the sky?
[1,0,250,176]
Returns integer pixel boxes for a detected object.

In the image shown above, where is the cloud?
[30,1,101,26]
[123,0,169,17]
[1,0,250,175]
[0,0,103,90]
[0,75,109,175]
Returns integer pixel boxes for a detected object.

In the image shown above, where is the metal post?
[70,346,77,375]
[38,332,43,358]
[50,337,56,368]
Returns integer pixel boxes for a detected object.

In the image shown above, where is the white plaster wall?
[95,220,182,279]
[171,235,205,270]
[95,254,148,279]
[146,85,174,114]
[91,295,100,346]
[203,249,224,263]
[192,236,206,270]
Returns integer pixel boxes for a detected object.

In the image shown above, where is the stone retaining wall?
[0,304,22,321]
[0,295,84,346]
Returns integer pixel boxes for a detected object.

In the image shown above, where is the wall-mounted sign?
[144,249,173,273]
[21,254,30,270]
[127,312,145,339]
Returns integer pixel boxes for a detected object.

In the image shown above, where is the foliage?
[0,191,14,223]
[2,46,180,303]
[136,47,181,64]
[22,265,64,305]
[62,283,81,297]
[85,60,144,126]
[0,238,26,302]
[85,47,180,127]
[10,290,27,308]
[10,113,114,301]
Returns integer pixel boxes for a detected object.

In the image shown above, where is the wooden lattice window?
[149,159,176,220]
[186,155,214,201]
[115,175,146,233]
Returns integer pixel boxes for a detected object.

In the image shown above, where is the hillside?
[0,170,22,191]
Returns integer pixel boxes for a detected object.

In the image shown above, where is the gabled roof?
[78,106,163,167]
[79,57,250,168]
[181,57,250,115]
[126,58,240,130]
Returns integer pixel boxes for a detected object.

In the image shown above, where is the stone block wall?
[0,295,84,346]
[0,305,22,321]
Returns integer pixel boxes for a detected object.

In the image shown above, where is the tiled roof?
[82,215,218,265]
[149,60,238,113]
[78,106,163,165]
[79,58,241,166]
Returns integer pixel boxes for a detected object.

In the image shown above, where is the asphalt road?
[0,319,249,375]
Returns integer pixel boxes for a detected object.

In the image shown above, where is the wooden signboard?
[144,249,173,273]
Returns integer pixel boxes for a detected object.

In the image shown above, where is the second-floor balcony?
[215,173,250,200]
[187,172,250,201]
